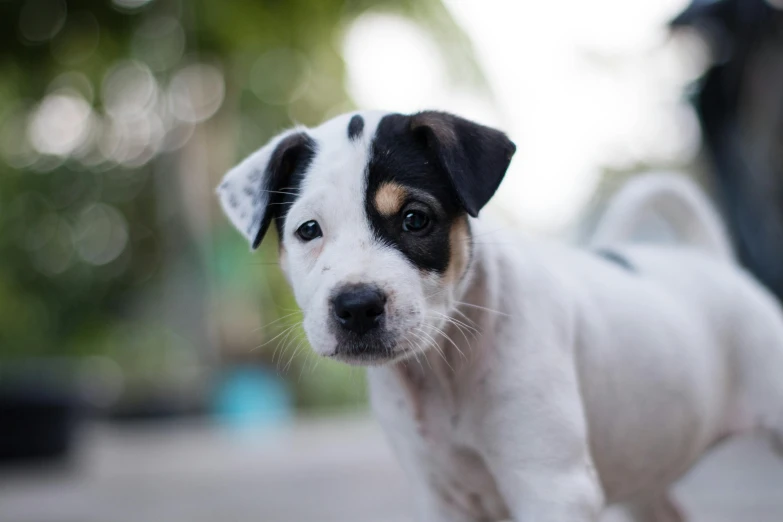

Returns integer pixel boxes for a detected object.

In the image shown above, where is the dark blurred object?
[673,0,783,301]
[0,373,77,464]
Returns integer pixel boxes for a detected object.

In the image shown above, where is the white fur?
[218,111,783,522]
[218,112,456,361]
[279,112,439,358]
[591,172,734,261]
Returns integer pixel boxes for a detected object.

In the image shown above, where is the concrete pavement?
[1,416,782,522]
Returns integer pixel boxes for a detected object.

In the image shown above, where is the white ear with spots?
[216,129,313,249]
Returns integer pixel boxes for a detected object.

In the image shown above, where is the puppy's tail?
[591,172,735,262]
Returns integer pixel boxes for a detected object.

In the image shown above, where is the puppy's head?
[217,111,515,365]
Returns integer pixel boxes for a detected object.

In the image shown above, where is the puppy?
[217,110,783,521]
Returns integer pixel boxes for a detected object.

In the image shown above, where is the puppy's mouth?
[320,299,425,365]
[327,338,408,366]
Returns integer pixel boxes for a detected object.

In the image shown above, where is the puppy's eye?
[296,220,322,241]
[402,210,430,233]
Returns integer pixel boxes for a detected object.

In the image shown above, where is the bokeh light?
[102,60,158,120]
[112,0,154,10]
[48,71,95,103]
[17,0,67,44]
[27,91,93,156]
[168,63,225,123]
[72,203,129,266]
[132,16,186,72]
[343,14,449,114]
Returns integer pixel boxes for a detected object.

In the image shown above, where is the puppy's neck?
[439,216,506,364]
[389,217,505,421]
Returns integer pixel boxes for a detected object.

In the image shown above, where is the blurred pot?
[0,360,79,463]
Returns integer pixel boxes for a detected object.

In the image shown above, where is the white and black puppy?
[217,110,783,522]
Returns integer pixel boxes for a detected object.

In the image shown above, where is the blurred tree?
[0,0,483,412]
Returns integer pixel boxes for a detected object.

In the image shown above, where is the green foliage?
[0,0,478,412]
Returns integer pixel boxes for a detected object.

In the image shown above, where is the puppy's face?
[217,111,514,365]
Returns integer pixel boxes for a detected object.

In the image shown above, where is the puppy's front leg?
[414,489,487,522]
[476,344,604,521]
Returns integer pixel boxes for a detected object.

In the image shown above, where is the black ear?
[216,131,316,249]
[410,111,516,217]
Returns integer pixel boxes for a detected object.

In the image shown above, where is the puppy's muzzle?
[331,284,386,335]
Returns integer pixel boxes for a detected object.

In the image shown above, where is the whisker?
[283,339,306,375]
[254,322,300,352]
[452,307,480,329]
[252,311,302,333]
[454,301,510,317]
[408,330,434,370]
[449,316,481,337]
[424,322,466,362]
[415,327,453,372]
[275,337,296,372]
[429,310,480,337]
[428,312,477,349]
[409,340,425,372]
[276,305,304,314]
[437,316,472,343]
[310,356,322,375]
[297,345,316,382]
[413,351,426,371]
[272,325,300,362]
[259,189,301,197]
[279,342,298,375]
[277,323,306,363]
[401,335,426,372]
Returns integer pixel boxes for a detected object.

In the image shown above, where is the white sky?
[343,0,704,236]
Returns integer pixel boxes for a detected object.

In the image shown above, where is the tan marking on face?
[443,216,470,285]
[374,182,407,216]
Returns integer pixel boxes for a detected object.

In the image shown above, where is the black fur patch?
[410,111,515,217]
[366,114,467,274]
[348,114,364,141]
[595,248,636,272]
[365,112,514,274]
[251,132,317,249]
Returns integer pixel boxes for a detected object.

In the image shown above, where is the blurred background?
[1,0,783,521]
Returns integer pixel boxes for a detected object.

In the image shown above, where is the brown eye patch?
[373,181,407,216]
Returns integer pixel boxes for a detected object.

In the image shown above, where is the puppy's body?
[372,221,783,520]
[217,110,783,521]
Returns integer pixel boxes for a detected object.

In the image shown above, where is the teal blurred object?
[213,367,292,428]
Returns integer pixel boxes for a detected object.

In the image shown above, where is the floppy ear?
[216,130,316,249]
[410,111,516,217]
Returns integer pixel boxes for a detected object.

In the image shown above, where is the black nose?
[331,285,387,334]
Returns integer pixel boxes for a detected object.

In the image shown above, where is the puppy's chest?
[369,366,508,520]
[417,409,508,520]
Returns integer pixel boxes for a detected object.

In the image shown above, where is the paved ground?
[1,416,782,522]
